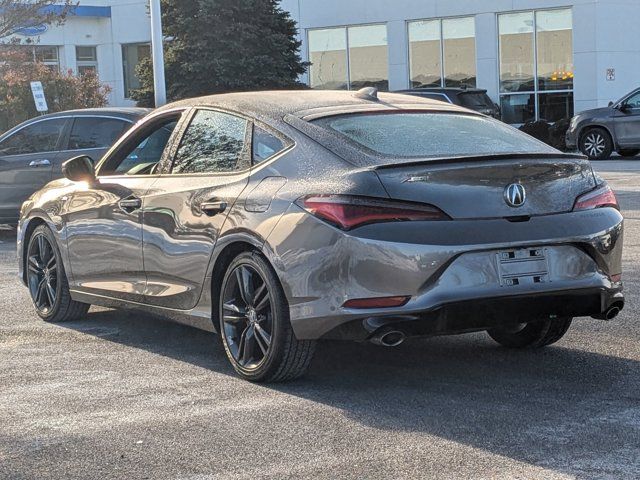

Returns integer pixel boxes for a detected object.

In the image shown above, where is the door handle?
[201,201,228,216]
[29,159,51,167]
[118,197,142,213]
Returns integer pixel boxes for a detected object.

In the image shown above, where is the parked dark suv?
[398,88,501,119]
[0,107,149,225]
[566,87,640,160]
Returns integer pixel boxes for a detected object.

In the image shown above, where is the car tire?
[618,149,640,158]
[579,128,613,160]
[487,318,572,348]
[26,225,90,323]
[218,251,316,382]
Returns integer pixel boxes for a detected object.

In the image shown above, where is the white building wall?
[8,1,150,107]
[281,0,640,113]
[7,0,639,113]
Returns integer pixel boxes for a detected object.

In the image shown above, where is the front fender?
[17,210,68,286]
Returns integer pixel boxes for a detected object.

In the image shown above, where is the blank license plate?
[496,248,550,287]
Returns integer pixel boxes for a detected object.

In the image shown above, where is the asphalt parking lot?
[1,160,639,480]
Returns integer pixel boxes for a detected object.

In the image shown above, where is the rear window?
[458,92,494,109]
[313,113,556,158]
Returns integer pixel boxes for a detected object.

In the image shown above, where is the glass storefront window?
[500,94,536,124]
[498,12,534,93]
[122,43,151,98]
[498,9,574,123]
[536,9,573,91]
[443,17,476,88]
[408,20,441,88]
[308,28,348,90]
[538,92,574,122]
[308,24,388,91]
[408,17,476,89]
[348,24,389,91]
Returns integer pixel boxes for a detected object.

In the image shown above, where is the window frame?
[64,116,133,152]
[251,122,294,165]
[168,107,254,176]
[306,23,389,91]
[76,46,99,76]
[122,43,151,99]
[497,7,574,124]
[95,109,186,178]
[33,45,60,70]
[0,117,70,157]
[406,15,477,90]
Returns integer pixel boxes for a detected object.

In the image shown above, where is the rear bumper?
[265,206,624,340]
[324,287,624,341]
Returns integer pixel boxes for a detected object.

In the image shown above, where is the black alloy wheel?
[221,263,274,370]
[218,252,315,382]
[26,225,90,322]
[27,232,59,315]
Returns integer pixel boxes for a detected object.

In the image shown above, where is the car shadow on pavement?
[62,309,640,479]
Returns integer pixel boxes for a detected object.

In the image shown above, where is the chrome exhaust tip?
[604,306,620,320]
[370,329,406,347]
[592,303,623,321]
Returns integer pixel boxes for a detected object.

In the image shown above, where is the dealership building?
[9,0,640,123]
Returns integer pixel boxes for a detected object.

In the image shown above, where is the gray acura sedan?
[18,89,624,382]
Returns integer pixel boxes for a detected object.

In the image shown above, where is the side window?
[172,110,248,174]
[68,117,130,150]
[98,118,179,176]
[625,92,640,109]
[252,126,285,164]
[0,118,67,156]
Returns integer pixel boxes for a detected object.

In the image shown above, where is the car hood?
[575,107,612,120]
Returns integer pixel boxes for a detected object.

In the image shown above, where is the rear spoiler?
[370,152,588,170]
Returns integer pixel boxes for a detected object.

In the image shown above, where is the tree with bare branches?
[0,0,75,41]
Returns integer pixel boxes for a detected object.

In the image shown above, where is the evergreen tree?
[131,0,308,106]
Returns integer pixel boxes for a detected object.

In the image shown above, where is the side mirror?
[62,155,96,183]
[608,101,614,107]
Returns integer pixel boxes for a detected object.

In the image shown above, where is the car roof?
[39,107,151,119]
[157,90,472,124]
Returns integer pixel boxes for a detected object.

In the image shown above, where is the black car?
[0,107,149,225]
[398,88,501,119]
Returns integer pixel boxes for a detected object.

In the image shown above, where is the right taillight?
[573,185,619,211]
[296,194,449,231]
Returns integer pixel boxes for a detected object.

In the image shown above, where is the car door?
[0,117,68,221]
[57,115,133,175]
[613,90,640,147]
[62,111,184,302]
[141,108,251,309]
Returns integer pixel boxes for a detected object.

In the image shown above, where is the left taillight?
[573,184,619,211]
[296,194,449,231]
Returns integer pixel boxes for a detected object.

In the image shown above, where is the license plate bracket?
[496,248,550,287]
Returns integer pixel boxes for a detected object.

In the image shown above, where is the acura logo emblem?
[504,183,526,207]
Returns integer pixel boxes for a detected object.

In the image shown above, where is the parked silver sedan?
[17,89,624,382]
[0,108,149,225]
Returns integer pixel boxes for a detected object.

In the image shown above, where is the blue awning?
[42,5,112,18]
